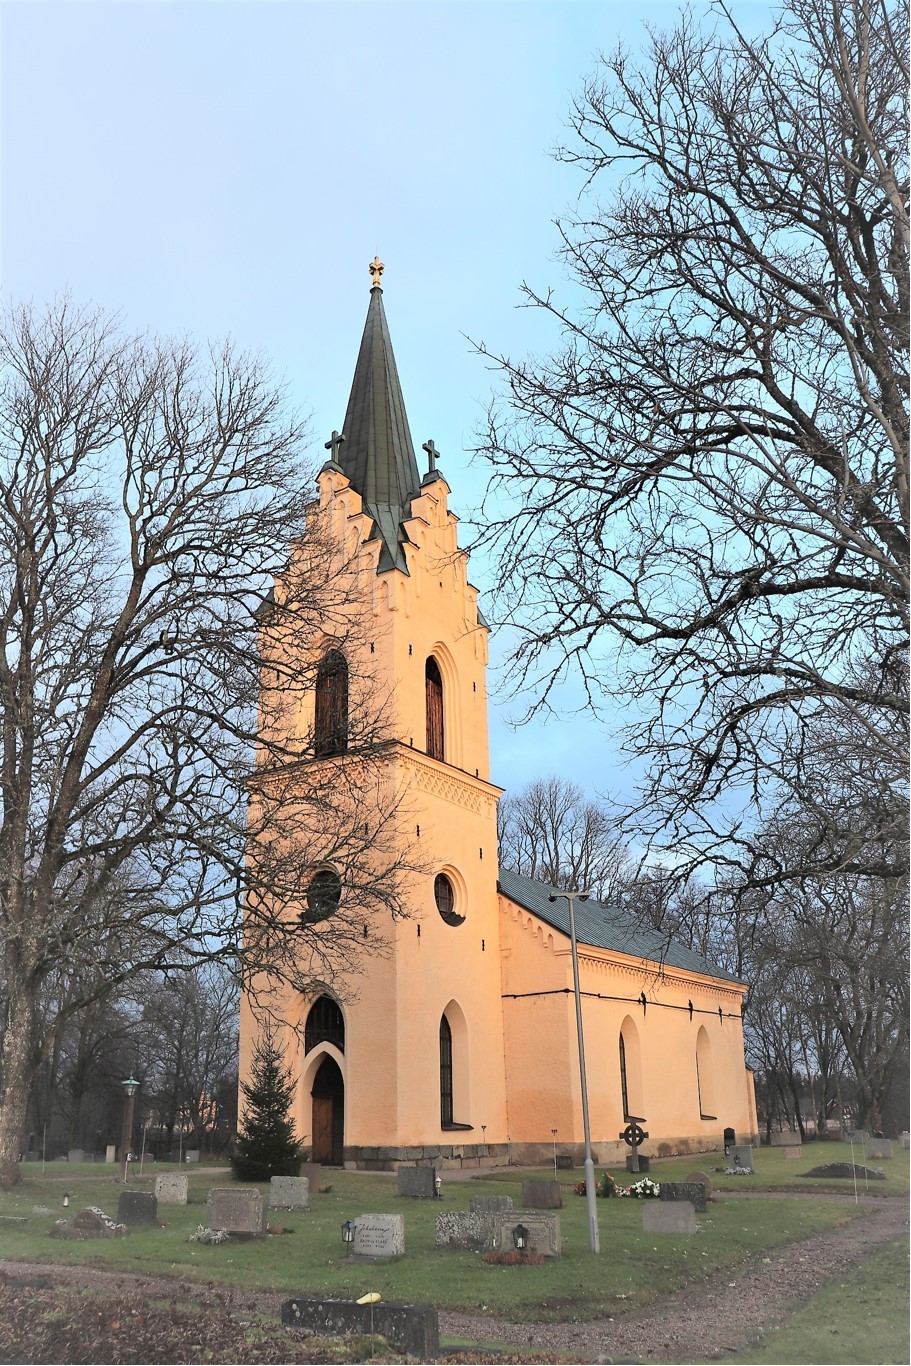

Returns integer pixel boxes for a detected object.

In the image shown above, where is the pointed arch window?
[696,1026,717,1119]
[619,1033,630,1121]
[439,1015,453,1125]
[425,656,444,760]
[314,649,348,757]
[305,996,345,1053]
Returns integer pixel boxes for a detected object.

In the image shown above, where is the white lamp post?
[549,889,600,1253]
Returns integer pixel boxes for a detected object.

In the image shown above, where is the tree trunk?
[0,986,39,1187]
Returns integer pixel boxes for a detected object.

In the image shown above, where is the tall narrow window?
[696,1026,717,1119]
[305,996,345,1053]
[619,1033,630,1120]
[425,656,444,760]
[314,650,348,757]
[439,1015,453,1125]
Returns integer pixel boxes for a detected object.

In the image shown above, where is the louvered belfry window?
[425,656,444,760]
[439,1015,454,1125]
[314,649,348,757]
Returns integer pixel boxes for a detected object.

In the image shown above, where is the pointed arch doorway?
[311,1054,344,1165]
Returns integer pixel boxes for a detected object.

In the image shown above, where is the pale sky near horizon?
[1,0,772,805]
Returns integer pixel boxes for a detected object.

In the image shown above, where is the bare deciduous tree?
[0,298,406,1184]
[476,0,908,887]
[497,775,631,900]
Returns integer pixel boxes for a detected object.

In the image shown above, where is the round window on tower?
[301,869,342,924]
[435,872,465,927]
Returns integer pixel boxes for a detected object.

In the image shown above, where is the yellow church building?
[238,263,759,1170]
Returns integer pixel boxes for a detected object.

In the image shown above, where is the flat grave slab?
[117,1191,157,1226]
[397,1166,436,1199]
[207,1187,266,1235]
[643,1200,697,1233]
[521,1178,562,1209]
[351,1213,404,1259]
[269,1176,310,1210]
[282,1298,438,1359]
[492,1211,561,1257]
[155,1173,188,1205]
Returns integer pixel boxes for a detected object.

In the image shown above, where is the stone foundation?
[344,1133,759,1170]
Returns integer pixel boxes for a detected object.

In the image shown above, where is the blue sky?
[1,0,770,802]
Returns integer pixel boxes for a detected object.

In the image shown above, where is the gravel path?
[439,1194,908,1361]
[0,1193,906,1363]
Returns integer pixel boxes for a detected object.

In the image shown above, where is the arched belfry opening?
[314,649,348,757]
[311,1054,344,1165]
[305,996,345,1053]
[425,656,444,760]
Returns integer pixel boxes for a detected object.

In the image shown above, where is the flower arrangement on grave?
[724,1164,753,1175]
[626,1177,661,1198]
[599,1172,625,1198]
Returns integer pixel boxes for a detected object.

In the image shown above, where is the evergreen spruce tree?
[231,1033,305,1182]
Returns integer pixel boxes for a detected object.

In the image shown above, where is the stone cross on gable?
[422,439,439,474]
[324,430,346,463]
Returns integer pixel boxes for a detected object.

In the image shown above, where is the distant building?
[239,266,758,1167]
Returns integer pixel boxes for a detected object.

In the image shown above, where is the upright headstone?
[770,1131,800,1147]
[351,1213,405,1260]
[626,1154,651,1173]
[269,1175,310,1210]
[185,1149,200,1163]
[521,1179,562,1209]
[155,1173,188,1205]
[282,1299,439,1359]
[105,1145,117,1164]
[117,1191,158,1227]
[300,1161,322,1193]
[659,1182,707,1213]
[782,1145,802,1159]
[397,1166,436,1199]
[206,1187,266,1235]
[643,1201,697,1233]
[864,1137,893,1160]
[900,1132,909,1151]
[67,1148,85,1163]
[492,1211,561,1257]
[435,1210,496,1251]
[469,1194,514,1216]
[729,1144,754,1171]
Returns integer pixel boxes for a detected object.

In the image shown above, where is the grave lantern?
[511,1223,529,1253]
[341,1219,357,1248]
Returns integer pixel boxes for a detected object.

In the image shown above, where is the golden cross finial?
[369,255,385,288]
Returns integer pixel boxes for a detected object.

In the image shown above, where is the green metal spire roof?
[498,866,744,985]
[338,285,421,573]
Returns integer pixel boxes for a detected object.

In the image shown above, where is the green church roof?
[497,866,744,985]
[337,283,421,573]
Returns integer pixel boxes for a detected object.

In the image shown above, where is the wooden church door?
[311,1055,344,1165]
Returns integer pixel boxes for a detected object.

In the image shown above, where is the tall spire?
[336,262,421,573]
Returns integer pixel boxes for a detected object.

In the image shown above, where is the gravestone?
[643,1201,697,1233]
[841,1129,870,1144]
[626,1154,651,1173]
[469,1194,514,1216]
[351,1213,405,1259]
[117,1190,158,1227]
[67,1148,85,1163]
[782,1145,802,1159]
[556,1154,574,1170]
[658,1182,707,1213]
[185,1149,200,1163]
[729,1144,754,1171]
[521,1178,562,1209]
[864,1137,893,1160]
[435,1210,496,1251]
[492,1211,561,1257]
[685,1171,713,1197]
[105,1145,117,1164]
[155,1173,188,1205]
[206,1187,266,1235]
[52,1207,126,1240]
[300,1161,322,1193]
[770,1131,799,1147]
[397,1166,436,1199]
[900,1132,909,1151]
[269,1175,310,1210]
[282,1299,438,1359]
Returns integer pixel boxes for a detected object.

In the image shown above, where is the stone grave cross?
[621,1117,648,1173]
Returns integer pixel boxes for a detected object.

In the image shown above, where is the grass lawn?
[0,1148,896,1325]
[717,1235,910,1365]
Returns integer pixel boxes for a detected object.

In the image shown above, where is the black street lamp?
[119,1077,139,1184]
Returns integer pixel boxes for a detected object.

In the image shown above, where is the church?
[238,261,759,1170]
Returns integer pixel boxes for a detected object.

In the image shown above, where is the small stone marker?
[207,1187,266,1236]
[269,1175,310,1210]
[469,1194,514,1216]
[521,1178,562,1209]
[155,1173,188,1205]
[900,1132,909,1151]
[67,1148,85,1163]
[51,1207,126,1240]
[729,1144,754,1171]
[782,1145,802,1159]
[643,1201,697,1233]
[492,1211,561,1257]
[185,1149,200,1163]
[435,1210,496,1250]
[556,1154,574,1170]
[864,1138,893,1160]
[281,1299,438,1359]
[659,1182,707,1213]
[397,1165,436,1199]
[351,1213,405,1259]
[117,1191,158,1227]
[300,1160,322,1192]
[105,1145,117,1164]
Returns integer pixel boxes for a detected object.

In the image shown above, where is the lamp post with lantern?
[119,1077,139,1184]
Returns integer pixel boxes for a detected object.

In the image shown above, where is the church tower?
[242,260,510,1168]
